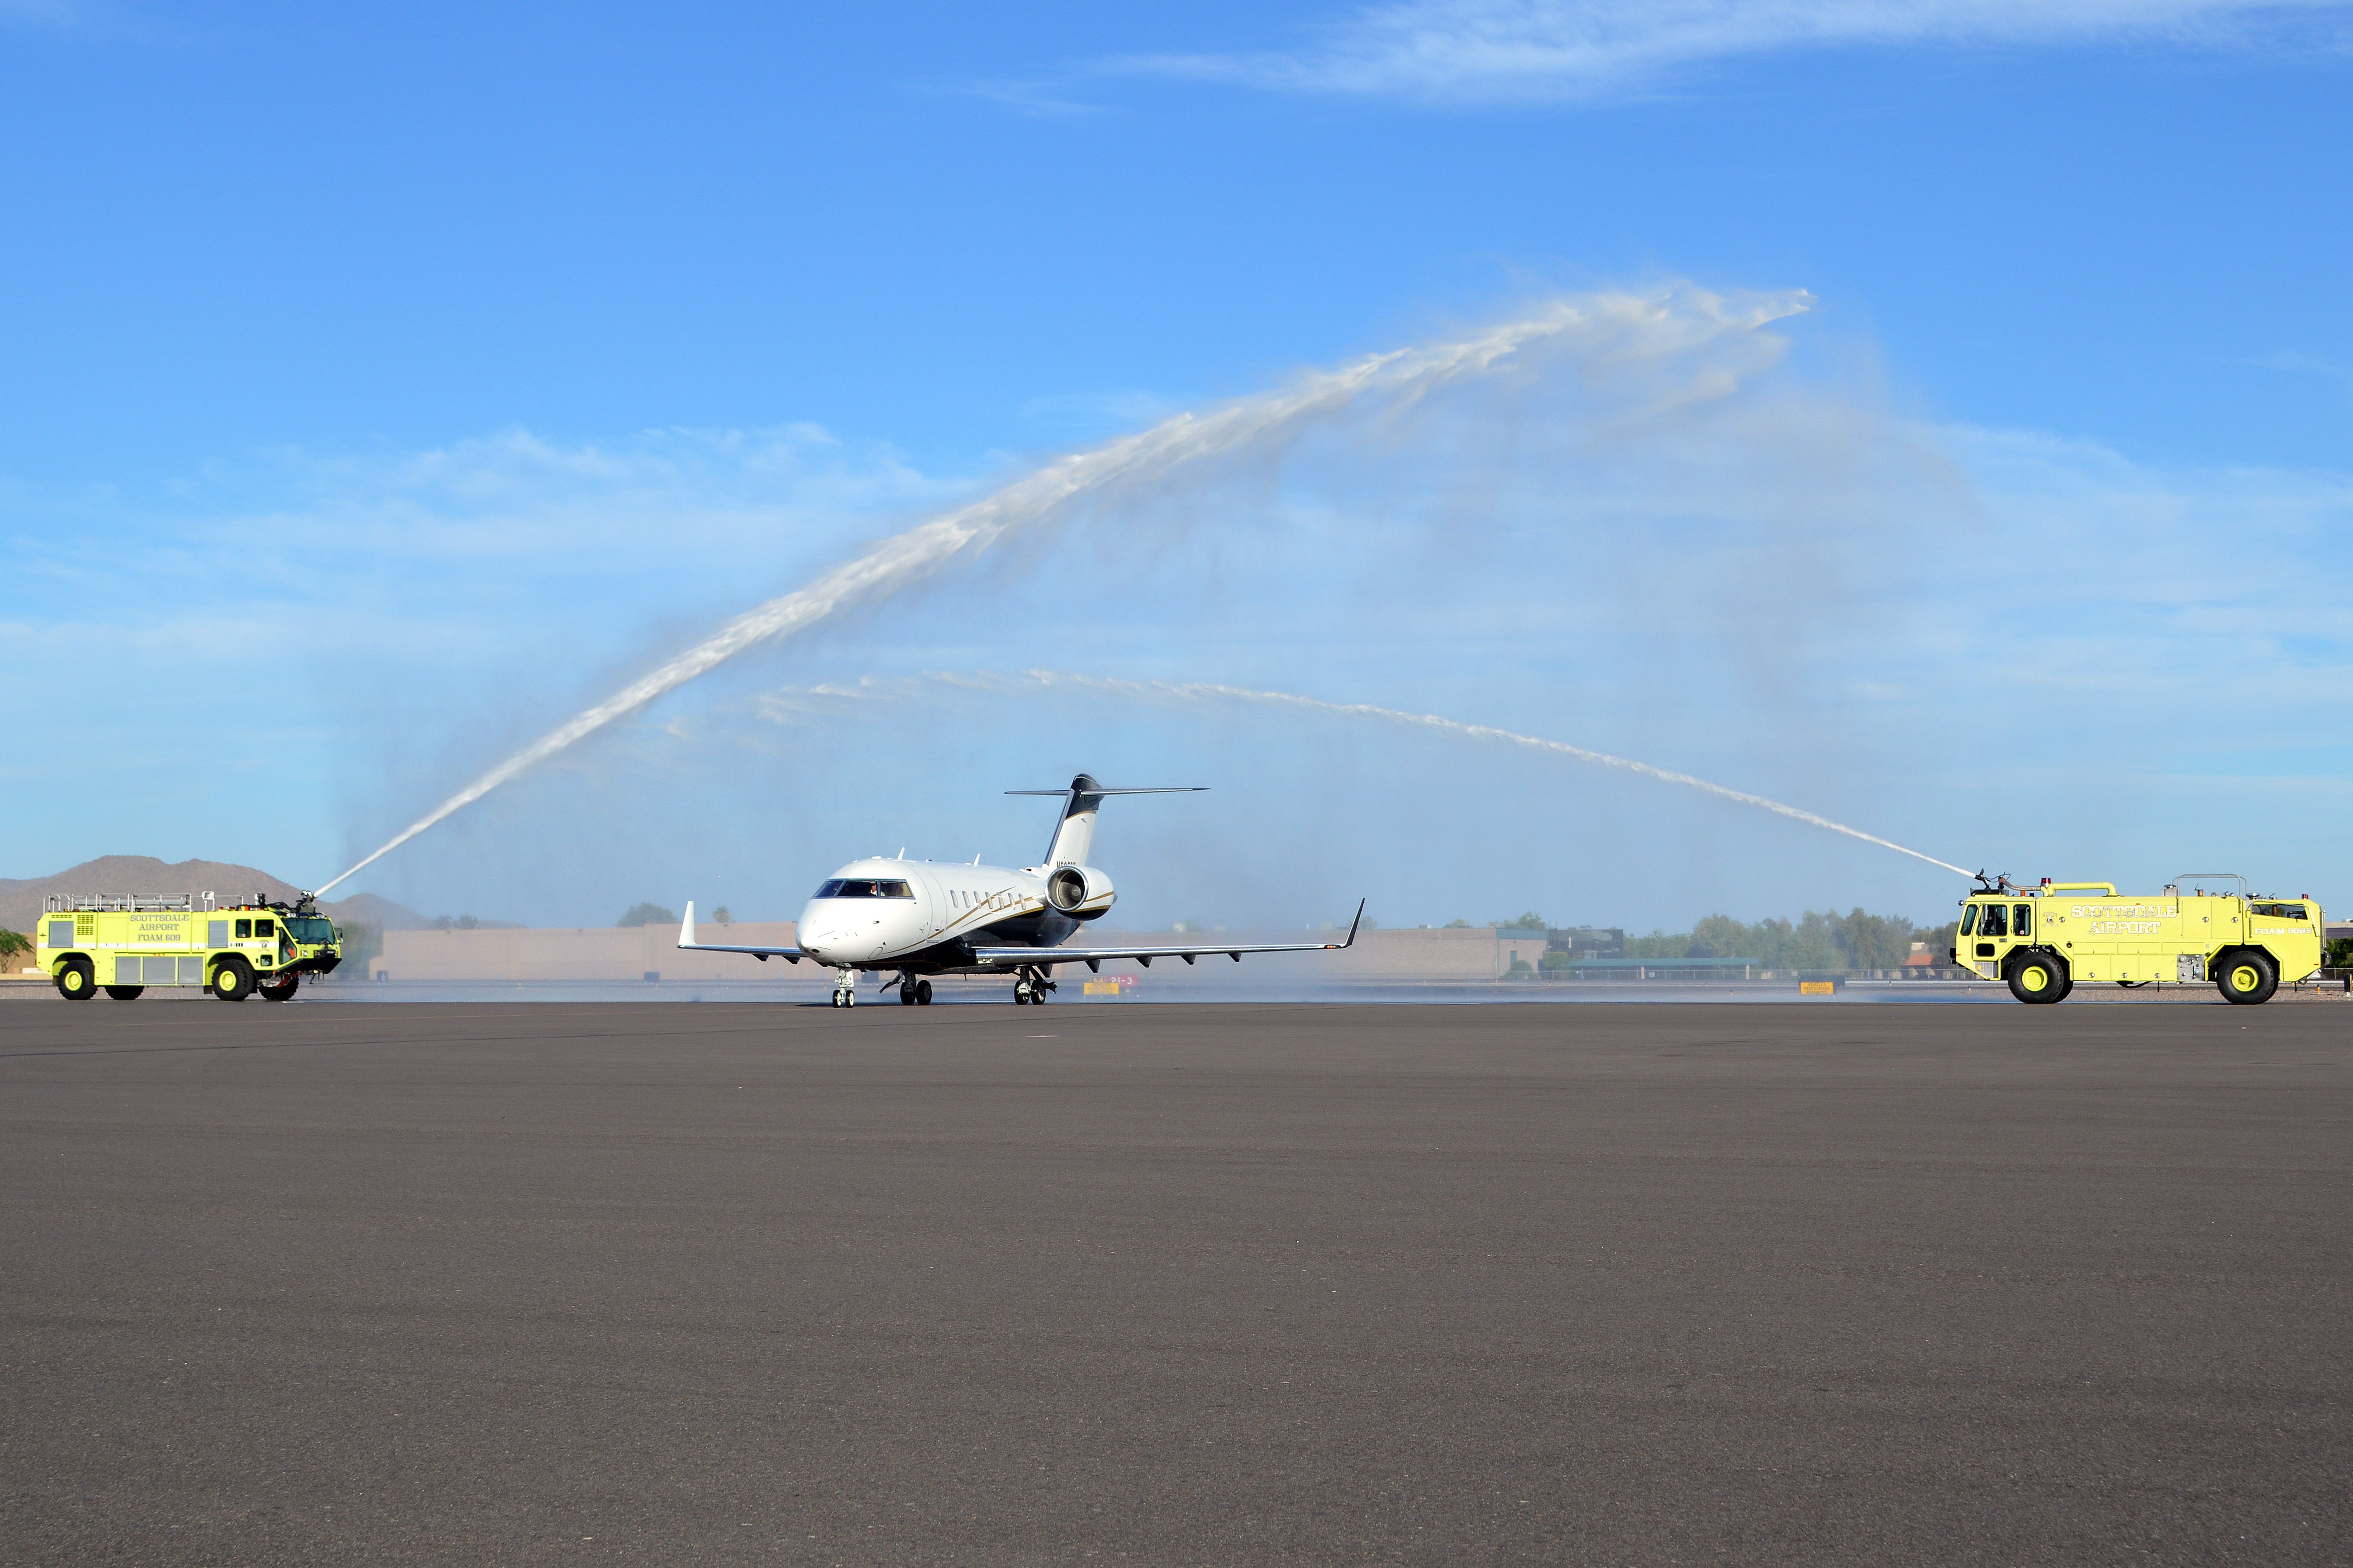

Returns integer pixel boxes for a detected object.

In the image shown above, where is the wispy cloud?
[2251,348,2353,398]
[946,77,1111,117]
[1118,0,2351,103]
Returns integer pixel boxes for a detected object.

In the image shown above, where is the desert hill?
[0,857,428,936]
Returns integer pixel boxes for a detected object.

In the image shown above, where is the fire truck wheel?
[56,960,96,1001]
[2006,951,2067,1004]
[211,959,255,1002]
[2216,950,2277,1005]
[257,978,297,1002]
[104,985,144,1001]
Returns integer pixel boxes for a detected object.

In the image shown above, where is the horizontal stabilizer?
[1008,772,1208,866]
[1003,786,1208,797]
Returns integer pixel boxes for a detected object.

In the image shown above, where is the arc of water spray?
[1032,673,1973,878]
[317,286,1809,896]
[804,670,1972,879]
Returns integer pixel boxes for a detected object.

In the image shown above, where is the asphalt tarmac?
[4,1000,2348,1565]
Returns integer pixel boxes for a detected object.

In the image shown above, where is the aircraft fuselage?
[795,857,1097,974]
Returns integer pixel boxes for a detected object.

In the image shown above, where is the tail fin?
[1007,774,1205,866]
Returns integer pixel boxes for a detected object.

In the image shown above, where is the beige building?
[372,922,1538,984]
[376,921,800,982]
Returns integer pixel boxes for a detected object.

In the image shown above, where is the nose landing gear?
[830,967,857,1008]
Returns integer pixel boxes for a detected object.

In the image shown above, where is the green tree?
[712,906,733,926]
[1830,908,1918,970]
[1624,928,1693,959]
[1775,912,1842,971]
[0,929,29,963]
[1502,911,1548,930]
[1620,909,1942,971]
[1687,914,1750,958]
[617,903,677,928]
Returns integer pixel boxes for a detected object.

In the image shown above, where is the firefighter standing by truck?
[36,893,342,1002]
[1953,874,2324,1004]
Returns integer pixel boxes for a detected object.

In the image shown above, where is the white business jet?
[677,774,1363,1007]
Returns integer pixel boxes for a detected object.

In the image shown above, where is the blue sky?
[4,1,2349,931]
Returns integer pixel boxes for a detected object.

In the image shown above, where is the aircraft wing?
[972,900,1365,971]
[676,901,806,963]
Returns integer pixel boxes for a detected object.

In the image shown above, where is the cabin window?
[235,919,252,938]
[2012,904,2031,937]
[1959,906,1978,936]
[254,920,275,938]
[1980,905,2008,938]
[2252,902,2308,920]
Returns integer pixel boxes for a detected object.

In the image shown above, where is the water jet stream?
[799,670,1972,880]
[320,286,1805,895]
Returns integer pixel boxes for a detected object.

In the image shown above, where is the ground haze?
[4,1002,2348,1563]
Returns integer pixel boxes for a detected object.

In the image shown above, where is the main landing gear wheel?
[2006,952,2068,1005]
[2216,950,2277,1005]
[56,960,95,1001]
[898,977,919,1006]
[104,985,144,1001]
[915,979,932,1005]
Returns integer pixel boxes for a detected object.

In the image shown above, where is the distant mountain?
[0,857,429,935]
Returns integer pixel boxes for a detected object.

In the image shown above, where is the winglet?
[1340,898,1366,948]
[679,901,696,950]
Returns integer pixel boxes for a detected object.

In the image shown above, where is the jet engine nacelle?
[1044,865,1116,920]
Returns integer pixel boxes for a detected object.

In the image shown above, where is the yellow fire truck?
[1953,874,2325,1005]
[37,893,343,1003]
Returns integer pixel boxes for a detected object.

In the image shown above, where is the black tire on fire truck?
[56,958,96,1001]
[2215,949,2277,1005]
[2006,950,2068,1004]
[211,957,255,1002]
[104,985,144,1001]
[257,977,298,1002]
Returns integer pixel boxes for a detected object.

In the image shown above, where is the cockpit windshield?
[815,879,914,899]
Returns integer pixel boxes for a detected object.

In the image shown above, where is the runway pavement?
[3,1000,2348,1564]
